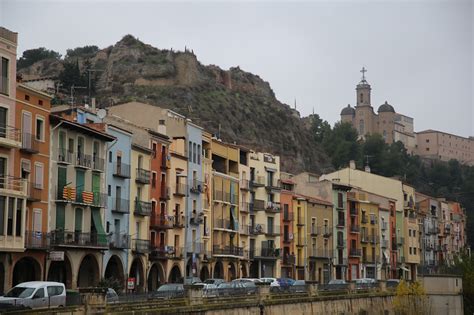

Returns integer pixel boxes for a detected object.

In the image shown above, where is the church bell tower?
[356,67,371,107]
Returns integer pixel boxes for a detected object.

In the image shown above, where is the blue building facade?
[185,122,204,277]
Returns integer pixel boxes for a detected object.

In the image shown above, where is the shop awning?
[92,209,107,245]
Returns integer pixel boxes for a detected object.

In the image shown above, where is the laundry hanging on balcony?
[62,186,76,201]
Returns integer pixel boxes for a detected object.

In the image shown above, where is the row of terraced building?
[0,27,467,293]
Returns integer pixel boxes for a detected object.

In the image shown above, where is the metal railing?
[240,201,250,213]
[381,222,388,230]
[249,224,265,235]
[113,162,131,178]
[252,199,266,210]
[283,254,296,265]
[213,245,243,256]
[175,183,187,195]
[160,186,170,200]
[136,168,151,184]
[0,176,26,194]
[150,215,174,229]
[349,248,362,257]
[381,239,389,248]
[265,178,281,189]
[20,132,40,153]
[265,201,281,213]
[214,218,238,231]
[350,207,357,216]
[361,215,368,224]
[337,239,346,248]
[50,230,108,248]
[57,148,73,164]
[240,179,250,190]
[350,224,360,233]
[308,248,332,258]
[27,182,42,201]
[25,231,49,249]
[337,218,345,227]
[265,225,280,236]
[109,234,130,249]
[134,200,152,216]
[111,198,130,213]
[190,180,204,194]
[0,125,21,143]
[132,239,150,254]
[250,176,265,187]
[255,247,280,258]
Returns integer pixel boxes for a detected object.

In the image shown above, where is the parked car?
[232,278,262,284]
[270,278,295,292]
[241,281,258,294]
[322,279,348,291]
[260,277,276,284]
[355,278,377,290]
[202,284,218,298]
[217,282,246,296]
[155,284,185,299]
[0,281,66,309]
[386,279,400,289]
[203,278,225,286]
[184,277,203,285]
[106,288,119,304]
[290,280,308,293]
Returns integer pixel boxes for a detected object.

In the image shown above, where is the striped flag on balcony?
[63,187,76,201]
[82,191,94,204]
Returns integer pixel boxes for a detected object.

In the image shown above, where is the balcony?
[250,176,265,188]
[50,230,108,248]
[265,201,280,213]
[0,125,21,148]
[350,224,360,233]
[381,222,388,231]
[160,155,170,170]
[283,254,296,265]
[240,179,250,191]
[283,234,291,243]
[25,231,49,249]
[109,233,130,249]
[112,162,131,178]
[252,199,265,211]
[136,168,151,184]
[310,227,318,236]
[57,149,73,164]
[174,183,187,196]
[337,239,346,248]
[131,239,150,254]
[296,217,304,226]
[20,133,40,153]
[265,225,280,237]
[309,248,331,258]
[322,226,332,237]
[337,218,345,228]
[160,186,170,200]
[0,176,27,197]
[186,242,207,255]
[361,215,368,224]
[27,182,42,202]
[240,202,250,213]
[111,198,130,214]
[255,247,280,258]
[213,245,243,257]
[381,239,389,248]
[150,215,174,229]
[55,187,106,207]
[350,207,358,216]
[214,218,238,231]
[283,211,294,222]
[349,248,362,257]
[240,225,250,235]
[265,179,281,191]
[190,180,204,194]
[427,226,441,235]
[335,257,349,266]
[249,224,265,235]
[74,153,92,169]
[134,200,152,216]
[149,245,167,260]
[189,212,204,225]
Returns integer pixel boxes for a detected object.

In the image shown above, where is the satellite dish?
[97,109,107,120]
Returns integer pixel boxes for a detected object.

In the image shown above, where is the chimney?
[365,165,371,173]
[349,160,356,170]
[158,119,167,135]
[91,98,96,111]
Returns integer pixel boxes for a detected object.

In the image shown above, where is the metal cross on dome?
[360,67,367,81]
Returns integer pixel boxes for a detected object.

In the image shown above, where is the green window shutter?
[76,170,85,202]
[74,208,83,232]
[56,204,65,230]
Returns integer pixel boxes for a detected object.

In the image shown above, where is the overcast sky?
[1,0,473,137]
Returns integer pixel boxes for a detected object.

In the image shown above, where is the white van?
[0,281,66,309]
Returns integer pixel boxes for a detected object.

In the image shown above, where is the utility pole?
[70,85,87,107]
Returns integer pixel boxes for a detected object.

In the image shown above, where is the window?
[38,99,43,106]
[7,197,14,235]
[47,286,63,296]
[35,117,44,141]
[189,142,192,160]
[360,93,363,103]
[25,94,30,101]
[108,185,111,196]
[193,143,197,163]
[413,248,417,255]
[34,163,44,189]
[197,145,201,165]
[33,288,45,299]
[152,172,157,188]
[109,151,112,163]
[152,143,157,158]
[0,57,8,95]
[15,199,22,237]
[337,192,343,208]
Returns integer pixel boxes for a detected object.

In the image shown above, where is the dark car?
[217,282,246,296]
[203,278,225,286]
[155,284,185,299]
[290,280,308,293]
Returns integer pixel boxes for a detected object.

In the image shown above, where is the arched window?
[359,120,365,134]
[360,93,363,103]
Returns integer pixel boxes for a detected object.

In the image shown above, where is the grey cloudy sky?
[1,0,473,137]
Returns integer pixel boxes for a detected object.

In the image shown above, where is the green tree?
[65,45,99,59]
[322,122,361,169]
[58,59,86,91]
[17,47,61,69]
[310,114,331,143]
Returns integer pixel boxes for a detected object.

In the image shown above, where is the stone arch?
[185,257,193,278]
[130,257,145,292]
[213,261,223,279]
[228,262,237,281]
[12,257,42,286]
[168,264,182,283]
[47,254,73,289]
[104,255,125,290]
[77,254,100,288]
[148,262,165,291]
[199,265,210,281]
[240,262,248,278]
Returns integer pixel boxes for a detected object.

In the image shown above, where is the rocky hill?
[18,35,332,173]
